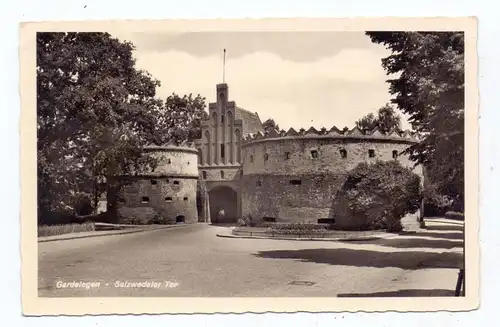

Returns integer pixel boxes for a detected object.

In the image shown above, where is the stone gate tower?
[194,83,264,223]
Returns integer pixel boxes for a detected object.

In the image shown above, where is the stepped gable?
[235,106,264,137]
[242,124,419,144]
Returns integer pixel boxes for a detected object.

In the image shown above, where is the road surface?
[38,219,464,297]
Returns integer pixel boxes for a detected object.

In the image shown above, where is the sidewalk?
[38,224,190,243]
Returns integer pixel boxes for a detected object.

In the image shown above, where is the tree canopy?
[153,93,208,145]
[37,32,208,221]
[366,32,464,209]
[262,118,280,134]
[355,103,402,134]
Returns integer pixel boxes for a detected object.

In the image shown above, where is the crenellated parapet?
[143,140,199,154]
[241,126,419,146]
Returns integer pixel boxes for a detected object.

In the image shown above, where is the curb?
[38,224,191,243]
[216,233,393,242]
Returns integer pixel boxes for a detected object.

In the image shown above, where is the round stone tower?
[240,126,422,229]
[114,141,199,225]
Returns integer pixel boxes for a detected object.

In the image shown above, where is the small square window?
[173,180,180,185]
[183,197,188,201]
[368,149,375,158]
[311,150,318,158]
[141,197,149,204]
[290,179,302,185]
[150,180,158,185]
[165,197,173,202]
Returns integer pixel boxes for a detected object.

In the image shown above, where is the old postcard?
[20,17,479,315]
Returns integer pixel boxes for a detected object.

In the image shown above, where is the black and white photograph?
[21,18,478,315]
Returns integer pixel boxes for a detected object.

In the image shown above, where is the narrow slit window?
[249,155,254,163]
[264,153,269,161]
[167,158,171,164]
[202,171,207,179]
[221,115,225,123]
[340,149,347,158]
[220,144,225,158]
[285,152,290,160]
[392,150,399,159]
[257,180,262,187]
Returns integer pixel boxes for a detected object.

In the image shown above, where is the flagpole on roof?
[223,49,226,83]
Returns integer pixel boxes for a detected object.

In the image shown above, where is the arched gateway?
[208,186,238,224]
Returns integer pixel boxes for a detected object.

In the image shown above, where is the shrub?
[38,222,95,237]
[265,222,329,235]
[445,211,465,221]
[237,214,254,227]
[335,160,422,232]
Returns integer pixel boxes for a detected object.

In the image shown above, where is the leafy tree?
[37,32,162,221]
[366,32,464,209]
[262,118,279,134]
[355,103,401,134]
[336,161,422,232]
[153,93,208,145]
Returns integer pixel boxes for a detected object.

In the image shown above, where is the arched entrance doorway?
[208,186,238,224]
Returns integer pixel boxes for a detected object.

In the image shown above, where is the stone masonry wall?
[117,177,198,224]
[241,137,423,228]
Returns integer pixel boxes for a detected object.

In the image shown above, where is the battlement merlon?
[241,126,420,146]
[143,140,198,154]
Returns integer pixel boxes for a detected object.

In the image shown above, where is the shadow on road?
[254,248,462,270]
[340,238,463,249]
[337,289,456,297]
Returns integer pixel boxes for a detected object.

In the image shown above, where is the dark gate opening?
[176,215,185,223]
[208,186,238,224]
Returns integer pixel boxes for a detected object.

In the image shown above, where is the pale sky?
[109,31,411,130]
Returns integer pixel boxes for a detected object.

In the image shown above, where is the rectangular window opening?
[165,197,173,202]
[257,180,262,187]
[173,180,180,185]
[340,149,347,158]
[392,150,399,159]
[263,217,276,222]
[141,197,149,204]
[368,149,375,158]
[311,150,319,158]
[183,197,188,201]
[290,179,302,185]
[221,144,225,158]
[150,180,158,185]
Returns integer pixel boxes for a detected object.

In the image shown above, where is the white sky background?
[109,31,411,131]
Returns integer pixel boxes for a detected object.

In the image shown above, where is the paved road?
[38,220,464,297]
